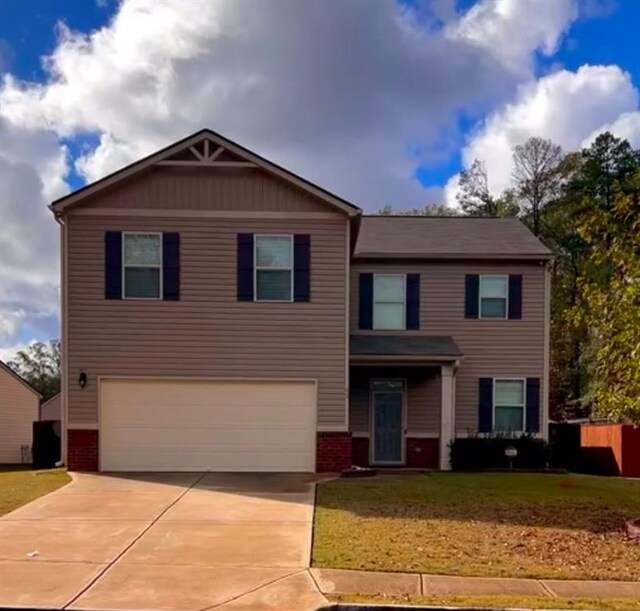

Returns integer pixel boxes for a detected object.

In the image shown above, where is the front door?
[372,387,404,464]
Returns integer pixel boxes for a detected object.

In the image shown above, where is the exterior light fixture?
[78,371,87,389]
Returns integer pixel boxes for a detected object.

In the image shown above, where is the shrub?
[450,433,550,471]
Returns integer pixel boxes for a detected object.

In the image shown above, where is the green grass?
[330,593,640,610]
[313,472,640,580]
[0,467,71,516]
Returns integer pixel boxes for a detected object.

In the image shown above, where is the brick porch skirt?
[316,432,352,472]
[67,429,99,472]
[351,437,440,469]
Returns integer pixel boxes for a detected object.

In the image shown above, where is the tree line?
[382,133,640,423]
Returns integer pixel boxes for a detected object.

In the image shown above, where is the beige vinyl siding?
[0,366,39,463]
[81,168,331,213]
[351,262,545,434]
[65,169,348,429]
[40,393,61,421]
[350,367,441,435]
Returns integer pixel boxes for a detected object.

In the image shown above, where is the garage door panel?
[100,379,316,472]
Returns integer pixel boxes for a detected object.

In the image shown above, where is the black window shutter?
[293,234,311,302]
[406,274,420,330]
[105,231,122,300]
[465,274,479,319]
[508,274,523,319]
[237,233,254,301]
[359,273,373,330]
[526,378,541,433]
[162,233,180,300]
[478,378,493,433]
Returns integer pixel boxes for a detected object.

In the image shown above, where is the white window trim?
[254,234,294,303]
[373,273,406,330]
[492,377,526,433]
[122,231,163,300]
[479,274,508,320]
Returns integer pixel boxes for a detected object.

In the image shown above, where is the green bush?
[450,434,551,470]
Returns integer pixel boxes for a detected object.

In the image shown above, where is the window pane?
[495,380,524,405]
[372,380,405,391]
[481,297,506,318]
[124,268,161,298]
[256,269,292,300]
[495,406,524,431]
[373,303,405,330]
[124,234,161,266]
[374,275,404,302]
[480,276,507,298]
[256,236,292,268]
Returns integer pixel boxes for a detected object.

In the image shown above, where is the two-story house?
[50,129,551,473]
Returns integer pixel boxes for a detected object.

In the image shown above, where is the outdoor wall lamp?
[78,371,87,389]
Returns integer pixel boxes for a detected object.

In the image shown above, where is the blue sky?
[1,0,639,357]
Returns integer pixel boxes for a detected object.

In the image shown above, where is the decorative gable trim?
[50,129,361,217]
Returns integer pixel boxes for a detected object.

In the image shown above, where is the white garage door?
[100,378,317,472]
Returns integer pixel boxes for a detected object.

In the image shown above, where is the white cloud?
[0,0,608,347]
[446,65,639,204]
[583,110,640,148]
[447,0,578,75]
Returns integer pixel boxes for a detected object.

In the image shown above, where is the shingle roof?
[354,216,551,260]
[350,335,463,359]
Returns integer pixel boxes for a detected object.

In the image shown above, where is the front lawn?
[0,467,71,516]
[313,473,640,580]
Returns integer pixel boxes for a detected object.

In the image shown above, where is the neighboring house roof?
[50,128,361,217]
[0,360,43,399]
[350,335,463,361]
[354,216,552,260]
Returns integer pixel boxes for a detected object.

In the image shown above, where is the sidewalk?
[310,568,640,599]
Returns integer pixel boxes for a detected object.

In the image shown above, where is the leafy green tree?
[572,176,640,422]
[8,340,61,401]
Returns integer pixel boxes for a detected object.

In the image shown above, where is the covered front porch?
[349,335,462,470]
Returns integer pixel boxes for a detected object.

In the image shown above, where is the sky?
[0,0,639,360]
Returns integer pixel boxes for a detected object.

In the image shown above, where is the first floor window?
[480,275,507,318]
[494,379,525,431]
[123,232,162,299]
[373,274,405,330]
[255,235,293,301]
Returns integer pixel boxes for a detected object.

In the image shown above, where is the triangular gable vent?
[158,138,256,168]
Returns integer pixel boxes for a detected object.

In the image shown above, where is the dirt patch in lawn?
[313,473,640,581]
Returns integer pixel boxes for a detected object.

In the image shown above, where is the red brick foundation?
[406,438,440,468]
[352,437,370,467]
[316,432,352,472]
[67,429,99,472]
[350,437,440,469]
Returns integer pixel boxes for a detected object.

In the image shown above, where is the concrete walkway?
[0,472,326,611]
[312,567,640,600]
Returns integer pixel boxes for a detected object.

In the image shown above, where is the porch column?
[439,364,456,470]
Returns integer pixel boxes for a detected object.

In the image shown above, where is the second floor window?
[123,232,162,299]
[255,235,293,301]
[479,275,507,318]
[373,274,405,330]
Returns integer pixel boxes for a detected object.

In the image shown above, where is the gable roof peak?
[50,128,361,217]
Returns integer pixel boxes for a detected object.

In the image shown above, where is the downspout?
[52,210,67,467]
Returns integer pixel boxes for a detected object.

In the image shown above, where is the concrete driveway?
[0,472,326,610]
